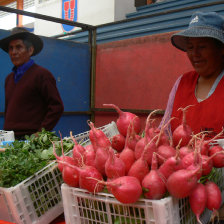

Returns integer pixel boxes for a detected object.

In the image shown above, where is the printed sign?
[61,0,78,32]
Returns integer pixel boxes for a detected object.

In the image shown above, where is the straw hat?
[171,11,224,51]
[0,27,43,56]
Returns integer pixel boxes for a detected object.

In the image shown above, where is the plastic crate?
[61,168,224,224]
[61,184,178,224]
[64,121,119,146]
[0,121,119,224]
[0,131,14,143]
[177,167,224,224]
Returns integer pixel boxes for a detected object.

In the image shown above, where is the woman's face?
[186,37,224,78]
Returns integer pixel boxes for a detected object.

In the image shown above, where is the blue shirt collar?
[13,59,34,83]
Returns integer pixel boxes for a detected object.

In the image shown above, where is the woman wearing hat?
[162,11,224,138]
[0,27,64,139]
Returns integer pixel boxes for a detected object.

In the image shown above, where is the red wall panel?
[94,31,193,129]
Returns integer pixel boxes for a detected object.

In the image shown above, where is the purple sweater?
[4,63,64,137]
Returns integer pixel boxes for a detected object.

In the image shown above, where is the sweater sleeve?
[38,72,64,131]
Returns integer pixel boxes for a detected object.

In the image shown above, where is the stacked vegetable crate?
[60,135,224,224]
[0,122,119,224]
[61,167,224,224]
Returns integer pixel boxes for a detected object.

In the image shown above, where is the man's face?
[8,39,34,67]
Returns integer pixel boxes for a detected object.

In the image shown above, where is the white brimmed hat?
[171,11,224,51]
[0,27,43,56]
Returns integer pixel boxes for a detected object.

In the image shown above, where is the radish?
[98,176,142,204]
[134,110,159,159]
[157,144,176,165]
[83,144,96,167]
[94,145,109,176]
[70,131,85,166]
[189,183,207,224]
[158,146,183,180]
[187,164,202,180]
[52,140,76,173]
[202,150,224,175]
[127,139,150,182]
[166,165,200,198]
[208,145,224,168]
[119,146,135,174]
[205,181,222,220]
[105,147,126,179]
[146,118,175,162]
[53,138,80,187]
[126,117,141,150]
[103,103,141,136]
[148,117,172,147]
[135,137,147,159]
[181,136,203,169]
[199,129,224,155]
[181,139,203,179]
[200,154,213,176]
[148,127,170,147]
[179,133,198,159]
[78,165,104,193]
[135,137,147,160]
[142,153,167,199]
[88,120,111,149]
[59,160,104,193]
[62,165,79,187]
[135,126,159,166]
[144,135,159,166]
[135,134,158,166]
[111,134,125,152]
[181,152,199,169]
[119,123,136,174]
[179,145,194,159]
[172,105,193,148]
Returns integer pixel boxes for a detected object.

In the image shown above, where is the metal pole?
[89,28,97,123]
[0,6,96,31]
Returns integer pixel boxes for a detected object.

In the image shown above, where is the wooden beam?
[0,0,16,6]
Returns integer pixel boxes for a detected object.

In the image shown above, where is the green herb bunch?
[0,129,74,188]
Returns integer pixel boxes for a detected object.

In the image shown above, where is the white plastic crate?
[177,167,224,224]
[72,121,119,146]
[61,168,224,224]
[61,184,178,224]
[0,121,119,224]
[0,130,15,143]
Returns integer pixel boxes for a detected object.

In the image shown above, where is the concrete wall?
[34,0,135,36]
[114,0,136,21]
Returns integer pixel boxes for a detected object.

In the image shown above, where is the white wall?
[35,0,62,36]
[77,0,115,25]
[115,0,135,21]
[34,0,135,36]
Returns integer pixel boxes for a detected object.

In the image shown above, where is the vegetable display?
[1,104,223,223]
[54,104,224,224]
[0,129,74,187]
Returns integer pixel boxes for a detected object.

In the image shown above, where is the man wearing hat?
[161,11,224,139]
[0,27,64,139]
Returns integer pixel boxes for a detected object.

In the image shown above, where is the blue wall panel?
[0,29,91,137]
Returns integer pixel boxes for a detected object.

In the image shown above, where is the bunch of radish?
[53,103,224,222]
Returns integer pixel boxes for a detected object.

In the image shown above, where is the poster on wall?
[61,0,78,32]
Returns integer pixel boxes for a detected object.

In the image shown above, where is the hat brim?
[0,32,43,56]
[171,26,224,51]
